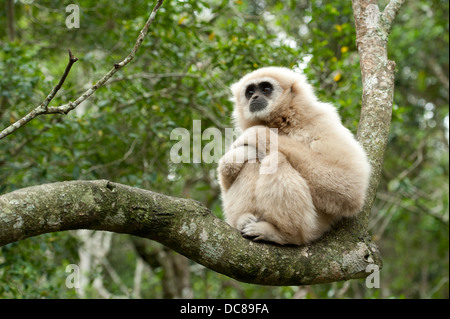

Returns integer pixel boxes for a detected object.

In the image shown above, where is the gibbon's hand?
[221,145,259,165]
[218,145,259,190]
[232,126,274,156]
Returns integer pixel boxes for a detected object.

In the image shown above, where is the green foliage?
[0,233,78,298]
[0,0,448,298]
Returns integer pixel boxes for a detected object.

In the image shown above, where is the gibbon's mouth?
[249,100,267,113]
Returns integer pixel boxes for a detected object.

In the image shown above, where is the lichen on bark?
[0,180,380,286]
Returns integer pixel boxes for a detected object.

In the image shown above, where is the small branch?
[42,49,79,112]
[0,50,78,139]
[380,0,406,35]
[377,192,449,226]
[46,0,165,115]
[0,0,164,140]
[426,58,450,97]
[82,138,138,175]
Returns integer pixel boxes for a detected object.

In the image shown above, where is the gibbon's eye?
[259,82,273,96]
[245,85,256,99]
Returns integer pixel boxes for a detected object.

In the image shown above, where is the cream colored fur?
[217,67,371,245]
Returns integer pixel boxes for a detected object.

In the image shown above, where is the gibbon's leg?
[221,162,261,231]
[242,151,329,245]
[276,135,370,217]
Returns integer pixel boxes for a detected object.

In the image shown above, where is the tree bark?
[352,0,405,226]
[0,180,381,286]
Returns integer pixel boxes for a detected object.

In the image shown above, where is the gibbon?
[217,67,371,245]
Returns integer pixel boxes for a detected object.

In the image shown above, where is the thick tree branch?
[0,0,164,140]
[0,180,381,286]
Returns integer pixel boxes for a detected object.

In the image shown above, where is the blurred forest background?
[0,0,448,299]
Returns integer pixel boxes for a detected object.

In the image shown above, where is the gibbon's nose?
[249,96,267,113]
[252,95,259,100]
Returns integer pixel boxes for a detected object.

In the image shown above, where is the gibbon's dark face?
[245,82,274,113]
[231,70,287,124]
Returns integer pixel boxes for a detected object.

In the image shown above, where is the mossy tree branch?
[0,180,381,286]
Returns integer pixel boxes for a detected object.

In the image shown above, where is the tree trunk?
[352,0,405,226]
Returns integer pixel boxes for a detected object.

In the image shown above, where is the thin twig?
[45,0,164,115]
[43,49,79,112]
[82,138,138,175]
[377,192,449,226]
[0,50,78,139]
[0,0,164,140]
[380,0,406,35]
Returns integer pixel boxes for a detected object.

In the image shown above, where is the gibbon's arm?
[275,135,367,217]
[218,145,258,191]
[219,126,274,191]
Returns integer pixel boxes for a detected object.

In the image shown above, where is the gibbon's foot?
[235,213,258,232]
[241,220,289,245]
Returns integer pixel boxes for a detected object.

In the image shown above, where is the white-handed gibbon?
[217,67,371,245]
